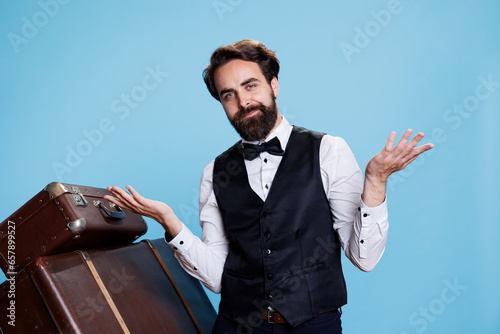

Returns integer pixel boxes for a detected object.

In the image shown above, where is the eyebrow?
[241,77,259,86]
[219,77,261,98]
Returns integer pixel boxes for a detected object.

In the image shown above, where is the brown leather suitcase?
[0,182,147,274]
[0,239,216,334]
[0,268,59,333]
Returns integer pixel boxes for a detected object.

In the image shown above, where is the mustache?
[238,103,265,117]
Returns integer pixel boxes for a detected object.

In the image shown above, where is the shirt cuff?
[360,195,388,222]
[164,224,195,253]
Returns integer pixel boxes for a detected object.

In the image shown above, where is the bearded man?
[105,39,433,334]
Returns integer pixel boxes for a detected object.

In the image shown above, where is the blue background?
[1,0,499,333]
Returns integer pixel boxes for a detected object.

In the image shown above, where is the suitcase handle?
[94,200,127,220]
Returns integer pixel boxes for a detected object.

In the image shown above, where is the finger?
[126,185,145,203]
[414,142,434,155]
[399,142,434,169]
[125,185,151,208]
[397,132,424,159]
[107,186,126,197]
[395,129,413,149]
[104,191,131,208]
[110,186,132,200]
[400,155,419,170]
[104,194,117,204]
[104,194,134,211]
[401,142,433,167]
[385,132,397,151]
[406,132,426,149]
[108,186,139,208]
[105,186,125,204]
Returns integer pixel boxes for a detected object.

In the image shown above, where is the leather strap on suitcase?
[75,240,203,334]
[76,243,204,334]
[77,250,132,334]
[144,240,204,334]
[5,240,215,333]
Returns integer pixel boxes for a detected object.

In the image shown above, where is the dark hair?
[202,39,280,101]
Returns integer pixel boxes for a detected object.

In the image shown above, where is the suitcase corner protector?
[44,182,70,199]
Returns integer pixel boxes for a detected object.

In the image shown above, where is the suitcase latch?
[71,187,88,207]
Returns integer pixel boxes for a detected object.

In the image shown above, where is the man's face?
[214,59,280,141]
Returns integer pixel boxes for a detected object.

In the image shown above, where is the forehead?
[214,59,265,92]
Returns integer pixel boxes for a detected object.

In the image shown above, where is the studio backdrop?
[1,1,499,333]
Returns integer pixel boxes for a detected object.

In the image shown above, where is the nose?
[238,91,252,109]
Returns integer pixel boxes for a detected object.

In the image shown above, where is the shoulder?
[291,126,350,151]
[201,159,215,180]
[292,125,326,140]
[321,134,349,148]
[320,134,352,156]
[215,140,242,163]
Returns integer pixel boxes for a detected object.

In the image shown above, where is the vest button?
[262,211,270,217]
[264,232,271,239]
[267,274,274,280]
[266,294,273,301]
[265,249,272,255]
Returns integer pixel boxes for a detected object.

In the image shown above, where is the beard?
[229,94,278,141]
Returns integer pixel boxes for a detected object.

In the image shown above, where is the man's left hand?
[362,129,434,207]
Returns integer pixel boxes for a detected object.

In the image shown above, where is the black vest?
[213,126,347,327]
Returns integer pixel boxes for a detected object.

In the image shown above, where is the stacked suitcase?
[0,183,216,333]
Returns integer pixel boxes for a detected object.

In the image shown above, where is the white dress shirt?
[167,117,388,293]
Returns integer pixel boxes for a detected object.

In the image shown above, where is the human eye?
[224,92,234,100]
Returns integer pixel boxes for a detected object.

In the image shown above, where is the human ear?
[271,77,279,98]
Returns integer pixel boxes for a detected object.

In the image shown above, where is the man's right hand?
[104,185,182,238]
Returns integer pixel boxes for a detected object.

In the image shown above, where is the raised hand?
[104,185,182,237]
[362,129,434,207]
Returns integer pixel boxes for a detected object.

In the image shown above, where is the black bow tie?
[239,137,284,161]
